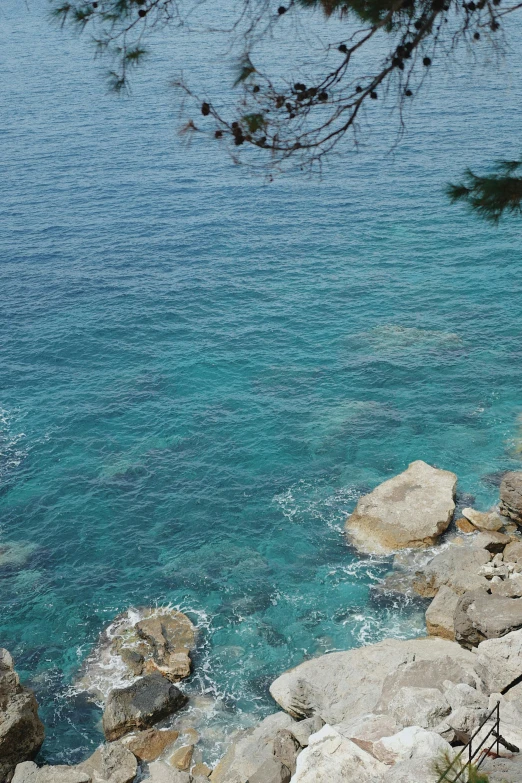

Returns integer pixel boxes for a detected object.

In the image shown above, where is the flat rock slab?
[345,461,456,554]
[12,762,90,783]
[102,673,187,741]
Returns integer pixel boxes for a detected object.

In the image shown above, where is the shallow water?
[1,0,522,765]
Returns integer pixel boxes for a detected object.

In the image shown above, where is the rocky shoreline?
[4,462,522,783]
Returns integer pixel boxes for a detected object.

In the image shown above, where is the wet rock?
[136,612,195,682]
[461,508,504,532]
[270,637,480,725]
[76,742,137,783]
[500,472,522,525]
[288,716,324,748]
[102,673,187,741]
[169,746,193,771]
[454,591,522,648]
[209,713,294,783]
[455,518,475,534]
[345,461,456,554]
[291,724,387,783]
[12,762,90,783]
[78,608,196,702]
[122,728,179,762]
[412,546,490,597]
[0,649,45,783]
[425,585,459,640]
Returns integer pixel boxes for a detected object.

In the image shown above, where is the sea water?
[1,0,522,764]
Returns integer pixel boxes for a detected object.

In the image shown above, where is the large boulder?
[78,609,196,701]
[290,724,387,783]
[454,591,522,648]
[102,673,187,741]
[76,743,137,783]
[425,586,459,640]
[0,649,45,783]
[500,472,522,525]
[209,713,294,783]
[412,546,491,597]
[345,461,457,554]
[269,637,481,725]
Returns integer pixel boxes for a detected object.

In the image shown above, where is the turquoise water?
[1,0,522,765]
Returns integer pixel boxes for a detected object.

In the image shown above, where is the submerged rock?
[345,461,456,554]
[102,673,187,741]
[500,472,522,525]
[0,649,44,783]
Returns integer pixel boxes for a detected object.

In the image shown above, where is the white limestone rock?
[345,461,457,554]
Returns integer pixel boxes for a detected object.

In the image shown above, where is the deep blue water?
[1,0,522,765]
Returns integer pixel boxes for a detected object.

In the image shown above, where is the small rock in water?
[345,460,457,554]
[102,673,187,741]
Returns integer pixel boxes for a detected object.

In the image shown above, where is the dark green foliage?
[48,0,521,221]
[448,161,522,224]
[433,751,491,782]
